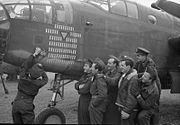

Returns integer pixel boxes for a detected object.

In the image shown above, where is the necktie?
[118,73,126,88]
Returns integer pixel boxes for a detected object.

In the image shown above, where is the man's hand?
[136,94,141,99]
[1,74,6,80]
[121,110,130,119]
[33,47,42,57]
[79,84,85,89]
[40,50,47,56]
[130,85,140,97]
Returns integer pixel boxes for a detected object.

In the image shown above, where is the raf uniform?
[134,47,161,125]
[134,47,161,96]
[103,55,122,124]
[74,59,93,124]
[12,54,48,124]
[88,58,108,124]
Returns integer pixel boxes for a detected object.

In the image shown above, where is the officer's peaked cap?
[136,47,150,55]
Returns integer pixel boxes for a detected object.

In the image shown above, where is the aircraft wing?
[155,0,180,19]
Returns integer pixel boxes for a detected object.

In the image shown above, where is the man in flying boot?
[88,58,108,124]
[102,55,122,124]
[12,48,48,124]
[132,67,160,125]
[115,56,139,125]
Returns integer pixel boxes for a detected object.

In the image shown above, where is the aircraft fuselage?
[0,0,180,89]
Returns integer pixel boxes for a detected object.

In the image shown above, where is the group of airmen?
[75,47,161,125]
[9,46,161,124]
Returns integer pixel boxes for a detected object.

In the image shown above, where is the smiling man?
[115,56,139,125]
[88,58,108,124]
[135,67,160,125]
[102,55,121,124]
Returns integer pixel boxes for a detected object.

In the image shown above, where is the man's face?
[118,61,123,72]
[119,61,130,74]
[107,58,116,70]
[83,63,91,73]
[141,72,152,84]
[91,63,98,74]
[136,54,146,62]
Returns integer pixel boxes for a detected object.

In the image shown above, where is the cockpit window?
[88,0,109,11]
[31,5,52,24]
[56,4,65,23]
[126,2,138,19]
[2,0,51,4]
[5,4,30,19]
[110,0,127,16]
[55,1,73,25]
[2,0,28,4]
[0,5,7,21]
[17,0,28,4]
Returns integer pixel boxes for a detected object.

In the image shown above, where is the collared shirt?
[118,73,126,88]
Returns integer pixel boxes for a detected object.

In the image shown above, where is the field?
[0,72,180,124]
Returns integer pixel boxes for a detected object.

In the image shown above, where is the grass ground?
[0,72,180,124]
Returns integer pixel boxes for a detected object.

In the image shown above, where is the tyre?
[34,107,66,124]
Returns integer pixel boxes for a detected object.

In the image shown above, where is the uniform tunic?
[74,73,92,124]
[12,55,48,124]
[88,74,108,124]
[103,68,121,124]
[134,57,161,97]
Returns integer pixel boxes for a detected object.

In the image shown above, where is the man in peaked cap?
[134,47,161,95]
[88,58,108,124]
[136,47,150,56]
[134,47,161,125]
[102,55,122,124]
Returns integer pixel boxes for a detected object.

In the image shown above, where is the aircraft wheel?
[34,107,66,124]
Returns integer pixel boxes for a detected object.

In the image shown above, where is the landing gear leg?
[0,53,8,94]
[34,73,66,124]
